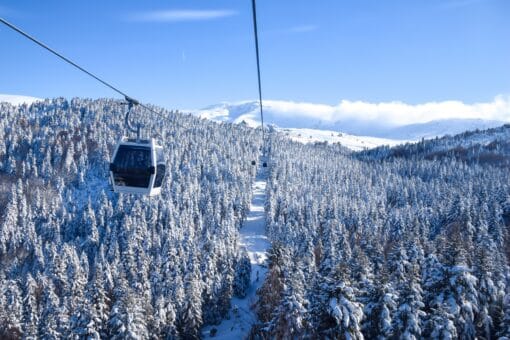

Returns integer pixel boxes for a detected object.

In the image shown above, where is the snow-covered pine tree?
[233,250,251,298]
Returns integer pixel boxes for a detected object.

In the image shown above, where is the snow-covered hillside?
[1,97,509,339]
[0,97,262,339]
[194,100,507,142]
[280,128,404,151]
[248,130,510,339]
[0,94,41,105]
[358,123,510,168]
[378,118,506,140]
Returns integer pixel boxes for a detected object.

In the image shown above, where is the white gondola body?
[109,137,165,196]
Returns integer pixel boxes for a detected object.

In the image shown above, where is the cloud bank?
[261,95,510,126]
[127,9,238,23]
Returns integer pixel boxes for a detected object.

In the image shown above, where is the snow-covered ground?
[202,161,270,339]
[280,127,405,151]
[0,94,42,105]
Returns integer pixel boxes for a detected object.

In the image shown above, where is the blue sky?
[1,0,509,110]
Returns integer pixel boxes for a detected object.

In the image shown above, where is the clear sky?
[1,0,509,110]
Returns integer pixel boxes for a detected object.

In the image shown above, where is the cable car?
[109,97,166,196]
[109,138,166,196]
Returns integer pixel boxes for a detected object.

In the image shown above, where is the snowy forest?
[0,98,260,338]
[253,128,510,338]
[0,98,509,339]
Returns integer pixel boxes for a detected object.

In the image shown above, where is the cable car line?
[251,0,268,168]
[1,13,263,143]
[251,0,264,138]
[2,5,267,193]
[0,17,164,120]
[0,16,170,196]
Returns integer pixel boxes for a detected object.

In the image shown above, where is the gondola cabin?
[109,138,166,196]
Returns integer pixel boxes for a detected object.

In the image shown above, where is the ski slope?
[202,161,270,339]
[280,127,405,151]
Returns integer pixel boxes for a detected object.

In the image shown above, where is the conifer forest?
[0,98,509,339]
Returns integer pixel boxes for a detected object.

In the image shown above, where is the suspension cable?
[251,0,265,153]
[0,17,166,119]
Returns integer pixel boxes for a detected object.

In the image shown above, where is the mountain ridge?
[193,100,507,141]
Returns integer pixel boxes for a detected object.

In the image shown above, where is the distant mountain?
[194,100,507,141]
[195,101,406,150]
[196,101,337,130]
[0,94,42,105]
[376,118,506,140]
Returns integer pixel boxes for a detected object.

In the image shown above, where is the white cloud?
[127,9,238,23]
[262,95,510,126]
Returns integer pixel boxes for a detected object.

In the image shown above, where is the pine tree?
[87,262,111,338]
[68,297,101,339]
[446,265,479,339]
[474,234,500,338]
[179,263,203,339]
[326,280,364,339]
[498,293,510,338]
[0,279,23,339]
[233,251,251,298]
[253,245,286,325]
[426,304,458,339]
[108,275,148,340]
[38,280,65,339]
[270,264,309,338]
[362,283,397,339]
[393,281,425,340]
[22,274,39,338]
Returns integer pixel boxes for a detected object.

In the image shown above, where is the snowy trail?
[202,163,270,339]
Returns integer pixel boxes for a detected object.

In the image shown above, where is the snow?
[192,100,508,141]
[329,297,342,321]
[0,94,42,105]
[280,127,405,151]
[194,103,406,150]
[202,161,270,339]
[447,124,510,148]
[378,118,505,140]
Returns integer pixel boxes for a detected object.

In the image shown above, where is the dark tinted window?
[154,164,166,188]
[154,147,166,188]
[112,145,152,188]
